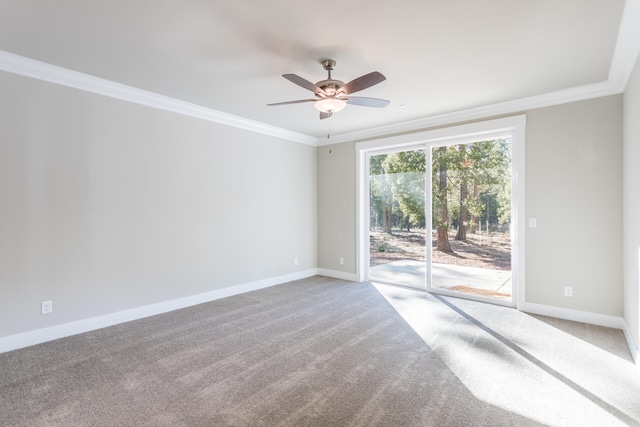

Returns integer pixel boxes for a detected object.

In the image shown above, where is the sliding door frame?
[355,115,526,309]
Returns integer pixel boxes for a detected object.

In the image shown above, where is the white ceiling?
[0,0,637,142]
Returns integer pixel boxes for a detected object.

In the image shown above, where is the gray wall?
[317,142,357,273]
[525,96,622,316]
[318,95,623,317]
[624,55,640,352]
[0,71,317,338]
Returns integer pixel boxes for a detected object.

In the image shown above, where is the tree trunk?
[380,174,393,234]
[436,227,452,252]
[455,176,468,241]
[381,198,388,233]
[382,194,393,234]
[469,181,478,234]
[436,147,452,252]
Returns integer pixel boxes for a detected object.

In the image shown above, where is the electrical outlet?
[564,287,573,297]
[339,257,344,265]
[294,258,299,266]
[41,300,53,314]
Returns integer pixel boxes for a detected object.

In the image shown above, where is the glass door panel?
[429,139,513,303]
[368,149,426,289]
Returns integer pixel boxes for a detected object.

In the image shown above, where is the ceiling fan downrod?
[322,59,336,80]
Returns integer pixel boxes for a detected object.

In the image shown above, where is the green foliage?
[386,150,426,228]
[370,139,511,233]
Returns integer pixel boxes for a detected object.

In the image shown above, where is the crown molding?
[609,0,640,92]
[320,80,618,145]
[0,50,318,146]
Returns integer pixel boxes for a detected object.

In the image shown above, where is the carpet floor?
[1,276,639,426]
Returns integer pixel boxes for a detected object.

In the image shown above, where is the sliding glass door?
[365,137,515,306]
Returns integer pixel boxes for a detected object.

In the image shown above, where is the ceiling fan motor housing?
[317,59,345,97]
[315,79,345,97]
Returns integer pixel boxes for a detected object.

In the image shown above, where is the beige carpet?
[1,276,639,426]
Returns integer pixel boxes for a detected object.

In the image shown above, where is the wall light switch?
[339,257,344,265]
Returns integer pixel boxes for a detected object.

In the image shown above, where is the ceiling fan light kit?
[314,98,346,113]
[267,59,390,120]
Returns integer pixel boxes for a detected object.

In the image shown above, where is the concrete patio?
[369,260,512,300]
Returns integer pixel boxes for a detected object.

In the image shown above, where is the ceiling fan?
[267,59,390,120]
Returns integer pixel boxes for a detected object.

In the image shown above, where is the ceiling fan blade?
[283,74,325,95]
[345,96,390,108]
[267,99,317,106]
[320,111,333,120]
[339,71,386,95]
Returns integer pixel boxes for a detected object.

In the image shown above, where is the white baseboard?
[517,302,640,367]
[622,320,640,367]
[317,268,359,282]
[0,269,318,354]
[518,301,625,329]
